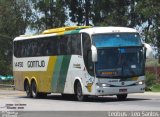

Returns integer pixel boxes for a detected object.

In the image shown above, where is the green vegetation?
[145,71,156,90]
[145,71,160,92]
[145,59,160,92]
[151,84,160,92]
[146,59,160,67]
[0,0,32,75]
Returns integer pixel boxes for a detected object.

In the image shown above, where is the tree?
[32,0,67,31]
[130,0,160,62]
[92,0,130,26]
[65,0,92,26]
[0,0,32,75]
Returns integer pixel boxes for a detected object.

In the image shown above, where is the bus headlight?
[102,84,107,87]
[136,80,145,85]
[96,83,110,87]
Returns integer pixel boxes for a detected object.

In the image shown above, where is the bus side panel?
[14,71,24,91]
[13,56,54,93]
[63,55,96,95]
[38,56,57,93]
[63,55,84,94]
[51,55,71,93]
[56,56,71,92]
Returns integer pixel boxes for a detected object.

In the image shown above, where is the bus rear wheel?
[31,80,39,98]
[24,80,32,98]
[75,82,87,101]
[31,80,47,98]
[117,94,127,101]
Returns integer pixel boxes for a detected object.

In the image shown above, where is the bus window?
[82,33,94,76]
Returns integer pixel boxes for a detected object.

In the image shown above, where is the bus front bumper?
[95,84,145,96]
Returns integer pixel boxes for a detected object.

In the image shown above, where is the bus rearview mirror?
[91,45,97,62]
[144,43,154,59]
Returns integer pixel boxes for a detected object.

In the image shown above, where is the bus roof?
[42,26,91,34]
[79,27,137,35]
[14,26,91,41]
[14,26,138,41]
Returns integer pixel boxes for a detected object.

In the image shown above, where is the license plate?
[119,89,127,92]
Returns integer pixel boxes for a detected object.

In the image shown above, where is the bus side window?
[82,33,94,76]
[14,41,19,57]
[87,50,94,71]
[71,34,81,55]
[60,36,68,55]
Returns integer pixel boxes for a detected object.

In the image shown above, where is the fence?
[145,58,160,83]
[145,67,160,83]
[0,80,15,90]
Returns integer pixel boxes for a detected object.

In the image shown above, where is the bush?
[145,71,156,91]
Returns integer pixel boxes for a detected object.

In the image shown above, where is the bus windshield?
[92,33,145,78]
[95,47,145,78]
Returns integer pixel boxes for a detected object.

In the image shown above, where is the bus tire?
[24,80,32,98]
[75,81,87,101]
[117,94,127,101]
[31,80,39,98]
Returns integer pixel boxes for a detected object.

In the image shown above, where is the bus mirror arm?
[91,45,98,62]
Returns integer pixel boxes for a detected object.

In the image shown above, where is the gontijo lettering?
[27,60,45,68]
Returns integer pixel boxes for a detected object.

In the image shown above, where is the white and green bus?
[13,26,146,101]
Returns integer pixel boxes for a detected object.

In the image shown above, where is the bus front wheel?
[117,94,127,101]
[75,82,87,101]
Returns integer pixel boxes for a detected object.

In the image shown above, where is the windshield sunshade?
[92,33,142,47]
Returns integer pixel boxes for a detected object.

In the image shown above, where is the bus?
[13,26,146,101]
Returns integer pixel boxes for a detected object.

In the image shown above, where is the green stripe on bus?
[64,30,80,35]
[51,56,63,92]
[56,55,71,92]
